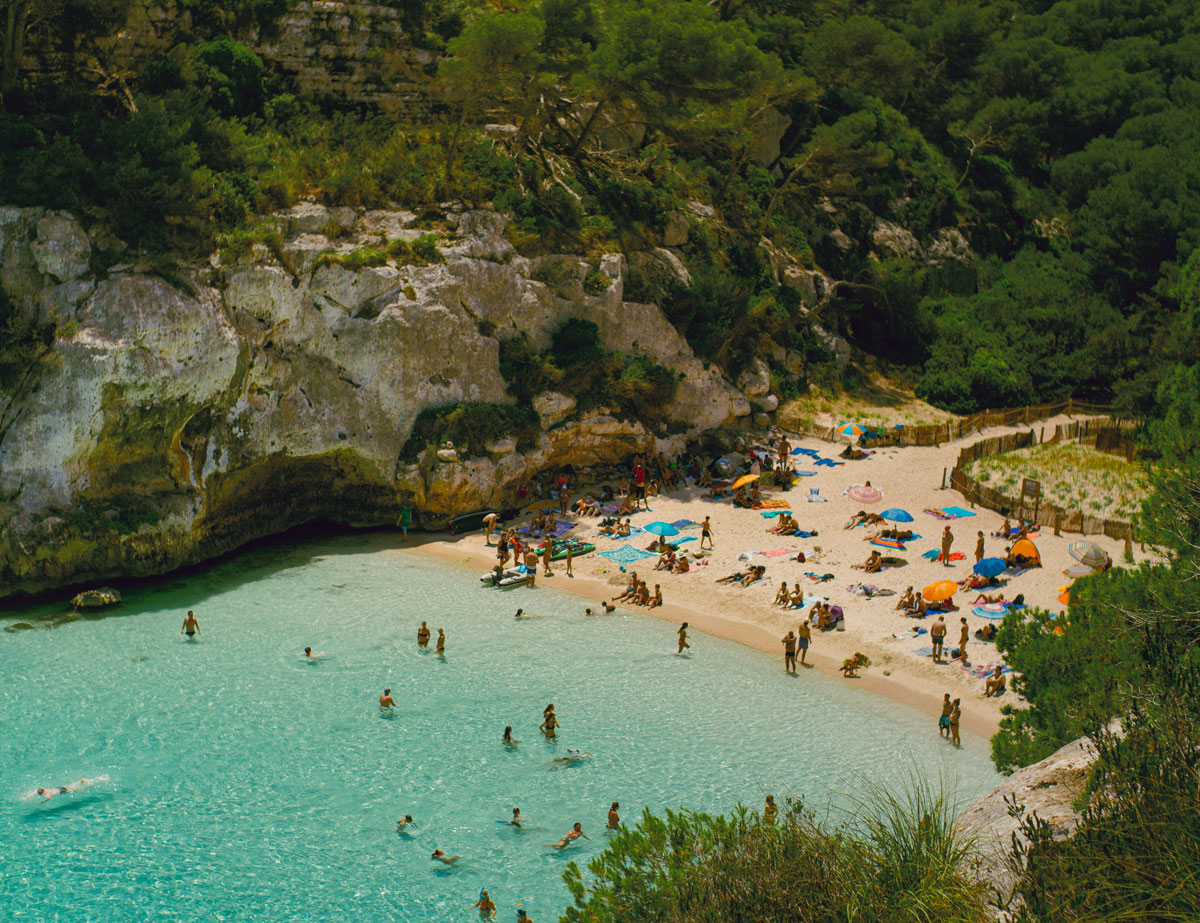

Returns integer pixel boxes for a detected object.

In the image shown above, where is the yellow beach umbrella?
[730,473,760,490]
[923,580,958,602]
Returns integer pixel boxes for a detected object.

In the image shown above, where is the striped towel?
[870,538,907,550]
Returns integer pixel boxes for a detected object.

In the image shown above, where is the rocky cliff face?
[0,204,751,599]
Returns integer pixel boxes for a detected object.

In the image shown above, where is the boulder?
[758,394,780,412]
[870,218,924,262]
[532,391,577,428]
[737,358,771,397]
[747,106,791,167]
[627,248,691,301]
[485,436,517,455]
[31,212,91,282]
[663,211,689,247]
[812,323,851,370]
[71,586,122,609]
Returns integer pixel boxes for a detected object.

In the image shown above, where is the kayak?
[535,539,596,561]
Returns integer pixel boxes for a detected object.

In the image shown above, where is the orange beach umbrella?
[730,474,760,490]
[923,580,958,602]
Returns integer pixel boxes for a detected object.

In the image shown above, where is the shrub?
[399,402,540,462]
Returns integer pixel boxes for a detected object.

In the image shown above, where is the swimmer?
[181,610,200,638]
[396,814,415,832]
[677,622,690,654]
[431,848,460,865]
[37,778,99,802]
[503,725,516,746]
[514,608,530,620]
[516,906,532,923]
[436,627,445,654]
[471,889,497,919]
[304,646,313,658]
[584,607,594,616]
[602,602,615,613]
[380,688,397,708]
[552,749,586,767]
[417,621,430,647]
[607,802,620,830]
[507,807,523,827]
[545,822,588,849]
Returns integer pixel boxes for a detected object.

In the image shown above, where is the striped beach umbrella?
[836,422,865,436]
[848,484,883,503]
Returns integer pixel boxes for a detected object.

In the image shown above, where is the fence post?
[1040,426,1045,444]
[1054,510,1061,537]
[1124,525,1133,560]
[941,468,947,490]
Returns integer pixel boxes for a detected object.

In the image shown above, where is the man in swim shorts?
[781,631,797,674]
[380,688,397,708]
[930,616,947,662]
[397,500,412,542]
[700,516,713,549]
[796,620,811,665]
[181,610,200,638]
[939,693,952,737]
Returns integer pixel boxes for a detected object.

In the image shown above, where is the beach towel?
[942,506,976,518]
[597,545,656,565]
[803,572,834,583]
[518,521,575,538]
[672,536,698,546]
[911,647,934,658]
[814,458,845,467]
[789,529,817,538]
[762,548,794,557]
[670,519,697,529]
[870,538,907,550]
[923,508,953,520]
[759,510,790,518]
[752,499,791,510]
[794,471,818,477]
[793,448,821,457]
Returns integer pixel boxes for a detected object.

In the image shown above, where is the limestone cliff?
[0,204,751,600]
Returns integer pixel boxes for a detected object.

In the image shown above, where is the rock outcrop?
[0,205,751,599]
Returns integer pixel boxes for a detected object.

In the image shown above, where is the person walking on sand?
[436,627,445,655]
[181,610,200,639]
[930,615,947,662]
[418,621,430,647]
[542,542,554,577]
[782,631,797,674]
[700,516,713,549]
[939,693,952,737]
[949,698,961,747]
[397,500,412,543]
[975,530,985,563]
[565,543,574,577]
[958,617,969,664]
[941,526,954,566]
[677,622,691,654]
[797,620,811,665]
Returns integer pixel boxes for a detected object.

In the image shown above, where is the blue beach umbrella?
[881,508,913,523]
[643,522,680,538]
[974,557,1007,578]
[836,422,865,436]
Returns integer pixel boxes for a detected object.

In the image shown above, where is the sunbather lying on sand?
[716,565,765,586]
[868,528,914,541]
[960,574,993,591]
[845,511,885,529]
[972,592,1006,604]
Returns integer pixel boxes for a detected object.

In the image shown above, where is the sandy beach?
[405,414,1133,742]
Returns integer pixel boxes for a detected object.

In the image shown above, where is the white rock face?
[737,357,772,397]
[0,206,752,597]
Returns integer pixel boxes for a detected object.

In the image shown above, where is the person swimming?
[431,848,460,864]
[471,889,497,919]
[551,749,586,767]
[36,778,100,802]
[516,905,532,922]
[379,688,397,708]
[507,807,523,827]
[502,725,516,746]
[396,814,415,832]
[545,822,588,849]
[514,608,529,619]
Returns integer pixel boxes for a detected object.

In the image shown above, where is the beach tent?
[848,485,883,503]
[923,580,958,602]
[836,422,865,436]
[881,508,913,522]
[643,522,680,537]
[974,557,1006,578]
[1011,538,1041,565]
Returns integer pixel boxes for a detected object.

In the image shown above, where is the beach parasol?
[836,422,865,436]
[1063,563,1097,578]
[923,580,958,602]
[1068,540,1103,563]
[881,508,913,522]
[730,473,760,491]
[1011,538,1041,563]
[848,484,883,503]
[643,521,680,538]
[974,557,1007,578]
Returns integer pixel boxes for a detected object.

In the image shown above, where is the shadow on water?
[21,795,110,820]
[0,522,413,630]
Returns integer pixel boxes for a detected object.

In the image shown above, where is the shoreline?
[399,533,1003,742]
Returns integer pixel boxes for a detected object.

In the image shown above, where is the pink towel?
[762,548,794,557]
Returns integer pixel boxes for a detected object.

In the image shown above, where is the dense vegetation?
[3,0,1200,415]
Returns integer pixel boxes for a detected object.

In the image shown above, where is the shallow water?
[1,533,998,922]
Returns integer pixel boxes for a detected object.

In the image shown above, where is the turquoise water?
[1,533,998,922]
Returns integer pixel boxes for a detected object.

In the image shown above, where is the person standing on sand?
[975,530,985,563]
[181,610,200,638]
[542,542,554,577]
[781,631,797,673]
[559,483,570,516]
[482,512,499,546]
[941,526,954,566]
[565,544,574,577]
[939,693,952,737]
[700,516,713,549]
[397,500,411,543]
[418,621,430,647]
[930,615,947,662]
[958,617,969,664]
[949,699,961,747]
[677,622,690,654]
[797,620,811,664]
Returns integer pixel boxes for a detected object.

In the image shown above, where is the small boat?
[480,567,533,588]
[450,509,499,535]
[535,539,596,561]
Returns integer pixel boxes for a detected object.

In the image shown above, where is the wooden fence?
[856,398,1116,448]
[949,424,1138,540]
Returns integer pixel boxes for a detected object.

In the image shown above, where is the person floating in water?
[552,749,586,767]
[471,889,497,919]
[677,622,690,654]
[379,688,397,708]
[431,848,460,864]
[436,628,445,654]
[304,646,313,658]
[607,802,620,830]
[181,610,200,639]
[396,814,415,832]
[545,822,588,849]
[417,621,430,647]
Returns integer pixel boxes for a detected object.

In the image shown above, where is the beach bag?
[795,552,805,563]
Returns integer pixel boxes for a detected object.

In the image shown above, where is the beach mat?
[670,519,697,529]
[597,545,656,565]
[942,506,976,518]
[911,647,933,657]
[760,510,789,518]
[794,471,817,477]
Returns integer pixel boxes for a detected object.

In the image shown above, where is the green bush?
[399,402,540,462]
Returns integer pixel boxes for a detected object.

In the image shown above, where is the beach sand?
[404,414,1134,743]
